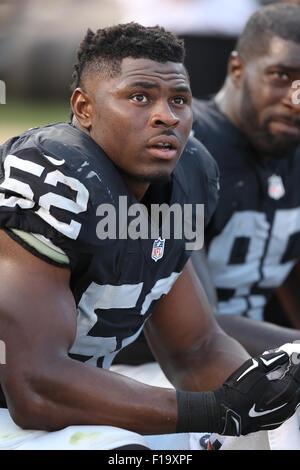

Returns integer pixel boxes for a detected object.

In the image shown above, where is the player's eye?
[130,94,148,103]
[172,96,186,105]
[269,71,290,82]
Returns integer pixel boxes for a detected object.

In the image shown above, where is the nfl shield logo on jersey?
[268,174,285,200]
[151,237,165,262]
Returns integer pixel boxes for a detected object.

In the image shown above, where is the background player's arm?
[275,258,300,330]
[214,314,300,356]
[191,249,300,356]
[144,259,250,391]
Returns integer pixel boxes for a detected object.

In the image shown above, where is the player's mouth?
[269,116,300,136]
[146,135,179,160]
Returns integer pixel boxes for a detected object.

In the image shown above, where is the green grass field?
[0,100,70,144]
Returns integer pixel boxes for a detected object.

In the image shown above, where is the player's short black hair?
[236,4,300,61]
[71,22,185,90]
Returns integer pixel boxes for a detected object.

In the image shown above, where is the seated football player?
[0,22,299,450]
[115,4,300,366]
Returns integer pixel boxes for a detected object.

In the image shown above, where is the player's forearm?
[8,357,177,434]
[165,329,250,392]
[215,313,300,356]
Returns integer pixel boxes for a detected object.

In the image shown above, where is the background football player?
[191,3,300,355]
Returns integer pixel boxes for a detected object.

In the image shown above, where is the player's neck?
[122,176,150,202]
[215,86,242,133]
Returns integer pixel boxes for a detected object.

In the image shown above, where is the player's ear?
[70,88,93,130]
[227,51,244,88]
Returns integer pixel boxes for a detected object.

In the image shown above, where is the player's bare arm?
[144,259,250,391]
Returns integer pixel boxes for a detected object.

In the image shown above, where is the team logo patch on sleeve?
[151,237,165,262]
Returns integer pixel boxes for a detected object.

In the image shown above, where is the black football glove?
[214,343,300,436]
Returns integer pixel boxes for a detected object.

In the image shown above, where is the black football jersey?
[0,122,219,407]
[192,99,300,321]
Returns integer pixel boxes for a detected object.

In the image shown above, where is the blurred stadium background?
[0,0,286,145]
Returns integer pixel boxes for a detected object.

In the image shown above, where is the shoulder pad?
[0,123,121,241]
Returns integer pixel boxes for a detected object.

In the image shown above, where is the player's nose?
[150,100,180,128]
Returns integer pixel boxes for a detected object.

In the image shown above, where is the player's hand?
[214,342,300,436]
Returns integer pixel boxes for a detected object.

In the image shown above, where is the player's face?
[239,36,300,158]
[88,58,192,198]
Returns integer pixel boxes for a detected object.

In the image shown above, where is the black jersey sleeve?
[0,128,93,270]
